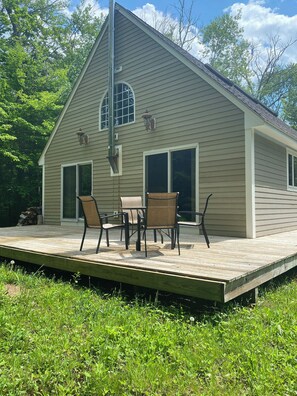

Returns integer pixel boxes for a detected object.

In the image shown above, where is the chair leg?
[80,226,87,251]
[176,226,180,255]
[157,230,164,244]
[105,229,110,247]
[170,229,175,249]
[96,228,104,253]
[144,230,147,257]
[201,222,210,248]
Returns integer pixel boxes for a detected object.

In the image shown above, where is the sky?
[98,0,297,26]
[80,0,297,63]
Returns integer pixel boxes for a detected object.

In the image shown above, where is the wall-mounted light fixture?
[76,128,89,145]
[142,110,156,131]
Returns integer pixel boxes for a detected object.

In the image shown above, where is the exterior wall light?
[77,128,89,145]
[142,110,156,131]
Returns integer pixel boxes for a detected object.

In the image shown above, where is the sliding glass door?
[145,147,197,215]
[62,163,92,219]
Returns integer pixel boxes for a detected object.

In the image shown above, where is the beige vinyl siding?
[43,164,62,224]
[43,11,246,237]
[255,133,297,236]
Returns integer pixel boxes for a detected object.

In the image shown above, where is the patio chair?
[178,193,213,248]
[77,195,128,253]
[120,196,143,240]
[140,192,180,257]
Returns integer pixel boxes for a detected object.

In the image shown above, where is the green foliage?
[201,13,297,123]
[283,64,297,129]
[202,12,252,86]
[1,263,297,395]
[0,0,104,225]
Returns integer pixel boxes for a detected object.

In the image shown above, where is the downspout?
[107,0,118,173]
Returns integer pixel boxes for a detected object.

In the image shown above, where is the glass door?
[145,148,196,216]
[171,149,196,218]
[62,163,92,219]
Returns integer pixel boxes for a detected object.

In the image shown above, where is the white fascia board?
[255,123,297,151]
[38,21,108,166]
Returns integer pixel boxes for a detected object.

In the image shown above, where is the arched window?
[100,82,135,130]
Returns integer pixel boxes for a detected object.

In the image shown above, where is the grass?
[0,261,297,395]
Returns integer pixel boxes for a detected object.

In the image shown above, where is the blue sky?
[97,0,297,25]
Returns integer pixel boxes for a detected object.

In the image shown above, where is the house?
[39,2,297,239]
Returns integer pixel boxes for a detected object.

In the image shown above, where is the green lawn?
[0,261,297,395]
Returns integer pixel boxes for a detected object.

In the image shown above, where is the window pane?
[63,166,76,218]
[294,156,297,187]
[78,164,92,196]
[172,149,196,221]
[100,83,134,129]
[288,154,293,186]
[146,153,168,193]
[78,164,92,217]
[101,95,109,129]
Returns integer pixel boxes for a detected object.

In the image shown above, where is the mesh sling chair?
[178,193,213,248]
[77,195,128,253]
[140,192,180,257]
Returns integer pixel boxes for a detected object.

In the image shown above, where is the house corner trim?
[245,128,256,238]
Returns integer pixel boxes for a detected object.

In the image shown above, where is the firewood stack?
[17,207,42,226]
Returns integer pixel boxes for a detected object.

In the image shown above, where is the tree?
[0,0,104,225]
[170,0,199,52]
[201,13,252,86]
[201,13,297,121]
[246,36,297,115]
[283,64,297,130]
[137,0,200,52]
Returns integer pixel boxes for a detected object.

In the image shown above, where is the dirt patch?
[4,284,21,297]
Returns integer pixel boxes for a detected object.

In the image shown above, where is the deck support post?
[241,287,258,305]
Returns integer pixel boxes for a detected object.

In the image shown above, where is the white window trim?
[99,81,136,131]
[287,149,297,191]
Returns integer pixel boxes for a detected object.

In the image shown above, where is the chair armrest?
[101,212,125,222]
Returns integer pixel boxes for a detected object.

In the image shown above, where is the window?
[288,152,297,189]
[62,163,92,219]
[100,83,135,130]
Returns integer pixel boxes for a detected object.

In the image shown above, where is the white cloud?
[227,1,297,63]
[133,3,205,57]
[133,3,169,30]
[67,0,109,18]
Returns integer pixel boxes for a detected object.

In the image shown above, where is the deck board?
[1,225,297,302]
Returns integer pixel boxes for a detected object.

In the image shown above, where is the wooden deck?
[1,225,297,303]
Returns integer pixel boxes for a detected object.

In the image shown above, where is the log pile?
[17,207,42,226]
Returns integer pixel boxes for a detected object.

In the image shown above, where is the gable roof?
[115,2,297,141]
[39,2,297,165]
